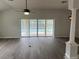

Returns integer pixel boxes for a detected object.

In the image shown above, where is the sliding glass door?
[46,20,54,36]
[38,20,45,36]
[30,19,37,36]
[21,19,54,37]
[21,19,29,36]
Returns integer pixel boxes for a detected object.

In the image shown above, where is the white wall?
[28,10,71,37]
[0,9,74,38]
[0,9,23,38]
[0,12,3,37]
[76,11,79,38]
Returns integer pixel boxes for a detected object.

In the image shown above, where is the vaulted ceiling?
[0,0,68,11]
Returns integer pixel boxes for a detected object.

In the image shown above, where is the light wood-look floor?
[0,37,67,59]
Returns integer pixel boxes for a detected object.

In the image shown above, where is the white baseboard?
[55,36,69,38]
[0,37,20,38]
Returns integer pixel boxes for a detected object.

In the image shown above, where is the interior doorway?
[21,19,55,37]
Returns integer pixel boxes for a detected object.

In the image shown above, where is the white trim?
[0,37,20,38]
[65,53,78,59]
[65,53,70,59]
[55,36,69,38]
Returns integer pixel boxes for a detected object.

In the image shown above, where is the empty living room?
[0,0,79,59]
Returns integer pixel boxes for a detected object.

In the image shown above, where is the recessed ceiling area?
[0,0,68,11]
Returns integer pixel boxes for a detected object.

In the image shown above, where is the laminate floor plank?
[0,37,67,59]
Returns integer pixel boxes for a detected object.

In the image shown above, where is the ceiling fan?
[8,0,31,15]
[23,0,30,15]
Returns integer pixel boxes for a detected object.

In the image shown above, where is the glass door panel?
[46,20,53,36]
[21,19,54,37]
[38,20,45,36]
[30,19,37,36]
[21,19,29,36]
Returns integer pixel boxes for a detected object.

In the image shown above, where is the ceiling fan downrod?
[24,0,30,15]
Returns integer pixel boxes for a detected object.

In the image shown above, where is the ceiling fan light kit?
[24,9,30,15]
[61,0,67,4]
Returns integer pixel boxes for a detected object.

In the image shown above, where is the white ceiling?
[0,0,68,11]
